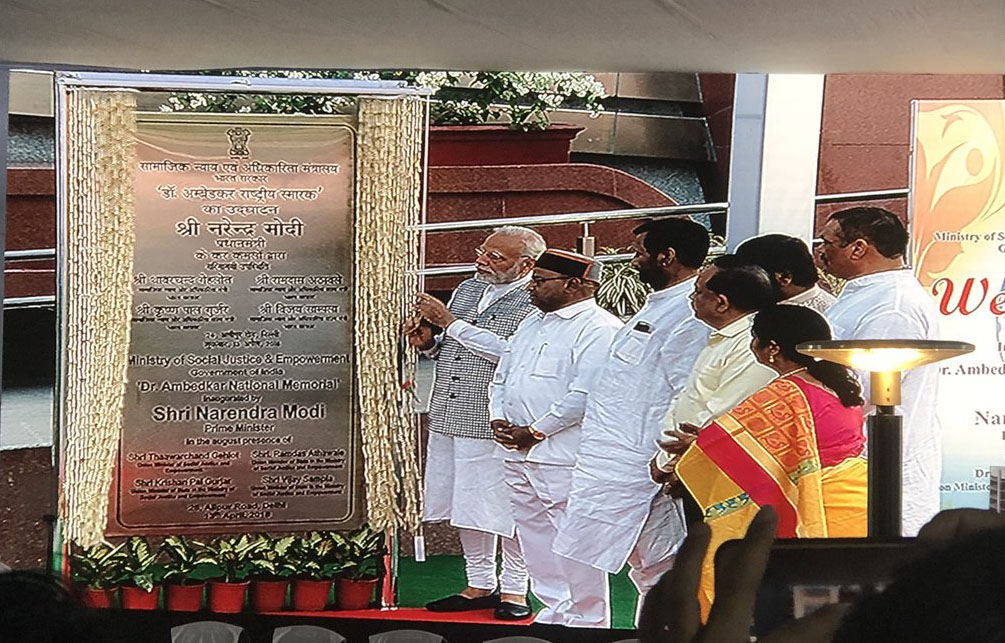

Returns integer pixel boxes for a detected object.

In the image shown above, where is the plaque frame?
[54,72,432,542]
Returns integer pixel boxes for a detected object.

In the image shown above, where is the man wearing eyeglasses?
[818,207,941,536]
[405,226,545,619]
[488,249,622,626]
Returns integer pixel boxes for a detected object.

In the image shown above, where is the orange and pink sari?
[676,375,867,618]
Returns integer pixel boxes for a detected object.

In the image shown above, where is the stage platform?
[97,608,637,643]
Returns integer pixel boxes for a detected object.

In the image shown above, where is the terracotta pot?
[428,124,585,166]
[336,577,378,610]
[207,581,249,613]
[80,586,117,609]
[121,585,161,610]
[165,583,204,612]
[291,579,332,611]
[251,579,289,612]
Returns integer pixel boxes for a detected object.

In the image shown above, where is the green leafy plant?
[163,70,606,131]
[200,535,266,583]
[161,535,214,585]
[287,532,344,581]
[595,247,651,320]
[69,542,126,590]
[817,267,845,296]
[248,535,298,581]
[703,233,728,267]
[331,527,386,581]
[118,536,168,592]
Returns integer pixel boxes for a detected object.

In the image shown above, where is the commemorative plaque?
[110,113,361,533]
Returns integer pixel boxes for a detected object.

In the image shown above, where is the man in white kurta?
[735,233,836,314]
[819,207,941,536]
[553,218,712,625]
[407,226,546,616]
[489,249,622,626]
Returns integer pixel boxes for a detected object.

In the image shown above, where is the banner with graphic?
[911,99,1005,509]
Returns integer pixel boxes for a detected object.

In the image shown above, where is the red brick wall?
[6,168,56,298]
[815,74,1005,231]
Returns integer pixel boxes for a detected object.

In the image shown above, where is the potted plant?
[163,70,605,166]
[287,532,342,611]
[161,535,213,612]
[165,69,604,129]
[200,535,265,613]
[248,535,297,612]
[69,542,125,608]
[595,247,652,320]
[333,526,386,611]
[118,536,168,610]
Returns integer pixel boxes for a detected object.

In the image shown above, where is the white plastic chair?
[368,630,446,643]
[170,622,244,643]
[273,625,347,643]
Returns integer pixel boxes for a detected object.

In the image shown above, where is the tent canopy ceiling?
[2,0,1003,73]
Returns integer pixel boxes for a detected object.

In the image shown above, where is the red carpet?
[267,606,534,625]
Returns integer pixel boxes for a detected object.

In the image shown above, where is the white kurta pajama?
[553,279,709,621]
[423,274,533,595]
[489,298,621,626]
[826,269,942,536]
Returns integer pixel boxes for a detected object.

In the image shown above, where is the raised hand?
[415,292,456,328]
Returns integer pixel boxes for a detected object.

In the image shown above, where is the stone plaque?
[109,113,361,533]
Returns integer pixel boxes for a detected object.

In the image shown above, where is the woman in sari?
[673,304,868,617]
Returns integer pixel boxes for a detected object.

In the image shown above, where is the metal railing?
[814,188,909,205]
[0,187,910,303]
[4,248,56,309]
[5,249,56,261]
[417,188,911,277]
[413,202,728,233]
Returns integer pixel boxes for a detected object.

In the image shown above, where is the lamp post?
[796,339,974,538]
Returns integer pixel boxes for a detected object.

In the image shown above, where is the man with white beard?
[406,226,545,620]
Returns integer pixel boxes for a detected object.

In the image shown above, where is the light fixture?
[796,339,974,538]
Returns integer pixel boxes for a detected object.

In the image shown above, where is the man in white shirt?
[406,226,545,619]
[819,207,941,536]
[553,218,711,626]
[651,255,777,511]
[735,233,837,314]
[489,249,622,626]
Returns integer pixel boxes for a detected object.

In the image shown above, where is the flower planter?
[207,581,249,613]
[251,579,289,612]
[336,577,378,611]
[80,586,117,609]
[428,124,585,167]
[121,585,161,610]
[165,583,204,612]
[291,579,332,611]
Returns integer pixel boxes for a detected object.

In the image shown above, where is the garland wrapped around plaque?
[56,73,427,547]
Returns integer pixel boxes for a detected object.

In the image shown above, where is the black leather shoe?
[425,592,500,612]
[493,601,532,620]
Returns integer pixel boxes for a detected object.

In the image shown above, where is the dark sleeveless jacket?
[427,278,536,439]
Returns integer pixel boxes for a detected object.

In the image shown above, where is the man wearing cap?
[406,226,545,619]
[553,218,711,626]
[489,249,622,626]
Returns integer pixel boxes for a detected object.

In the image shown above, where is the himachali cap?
[535,249,603,282]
